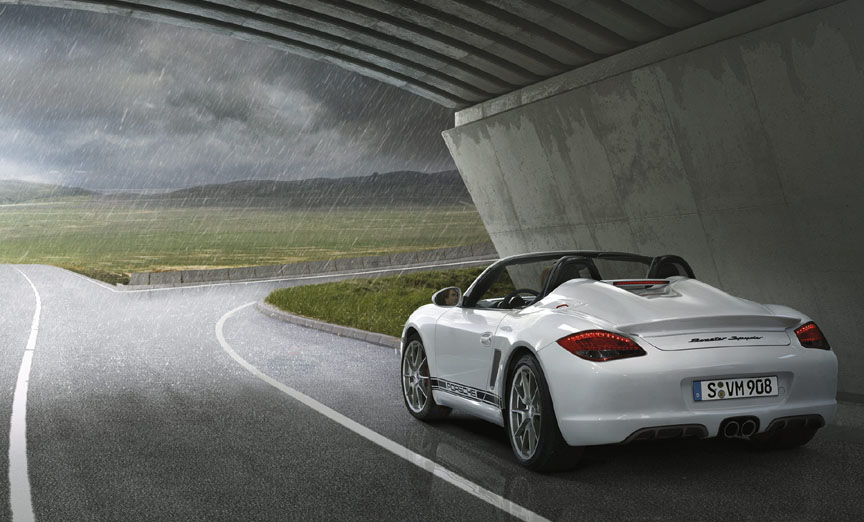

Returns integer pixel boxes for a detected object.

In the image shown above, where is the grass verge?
[265,266,489,338]
[63,266,130,286]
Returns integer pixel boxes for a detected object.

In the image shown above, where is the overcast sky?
[0,5,456,190]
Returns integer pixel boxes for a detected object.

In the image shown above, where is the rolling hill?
[0,180,96,204]
[1,170,474,208]
[156,170,473,208]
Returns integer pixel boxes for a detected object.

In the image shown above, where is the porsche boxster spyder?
[400,251,837,471]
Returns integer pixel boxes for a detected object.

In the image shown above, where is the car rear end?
[536,314,838,447]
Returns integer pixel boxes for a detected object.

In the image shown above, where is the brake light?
[795,322,830,350]
[557,330,646,361]
[612,280,669,286]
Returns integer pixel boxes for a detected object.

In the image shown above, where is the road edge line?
[9,268,40,522]
[215,302,549,522]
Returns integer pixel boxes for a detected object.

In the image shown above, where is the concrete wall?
[443,1,864,397]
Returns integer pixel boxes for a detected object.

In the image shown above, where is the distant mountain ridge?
[157,170,472,208]
[0,179,96,204]
[0,170,474,208]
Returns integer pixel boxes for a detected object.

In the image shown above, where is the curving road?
[1,264,862,521]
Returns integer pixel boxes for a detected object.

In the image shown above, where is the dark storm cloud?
[0,4,455,189]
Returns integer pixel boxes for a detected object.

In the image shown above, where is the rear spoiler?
[617,315,802,336]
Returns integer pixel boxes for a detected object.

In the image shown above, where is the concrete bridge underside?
[3,0,765,108]
[9,0,862,397]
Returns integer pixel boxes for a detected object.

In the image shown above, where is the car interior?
[467,252,695,310]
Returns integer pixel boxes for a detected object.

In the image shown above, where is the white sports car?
[400,251,838,471]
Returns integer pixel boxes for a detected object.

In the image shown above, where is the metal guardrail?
[128,243,497,286]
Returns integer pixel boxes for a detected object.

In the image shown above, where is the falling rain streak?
[0,5,456,191]
[0,4,487,281]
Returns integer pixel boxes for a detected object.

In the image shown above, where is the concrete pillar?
[443,0,864,397]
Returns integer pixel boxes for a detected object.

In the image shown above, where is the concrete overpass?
[7,0,863,398]
[5,0,768,107]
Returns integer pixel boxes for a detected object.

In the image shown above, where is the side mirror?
[432,287,462,307]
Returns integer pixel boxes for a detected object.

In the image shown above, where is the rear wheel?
[506,354,582,471]
[401,336,449,421]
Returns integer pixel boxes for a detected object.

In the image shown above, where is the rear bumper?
[536,341,838,446]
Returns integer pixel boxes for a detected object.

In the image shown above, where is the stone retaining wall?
[128,243,497,286]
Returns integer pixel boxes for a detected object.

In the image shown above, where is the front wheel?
[401,336,450,421]
[506,354,582,471]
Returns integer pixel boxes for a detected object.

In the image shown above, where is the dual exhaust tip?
[721,417,759,439]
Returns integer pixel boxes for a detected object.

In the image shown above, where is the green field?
[0,200,490,283]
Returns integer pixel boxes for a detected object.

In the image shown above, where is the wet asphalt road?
[0,264,862,521]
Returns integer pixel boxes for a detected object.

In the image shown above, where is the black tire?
[401,335,450,421]
[749,423,819,450]
[505,354,582,472]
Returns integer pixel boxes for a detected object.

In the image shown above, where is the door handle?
[480,332,493,346]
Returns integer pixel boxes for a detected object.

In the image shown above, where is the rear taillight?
[795,322,830,350]
[557,330,646,361]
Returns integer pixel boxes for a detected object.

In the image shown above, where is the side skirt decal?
[430,378,503,409]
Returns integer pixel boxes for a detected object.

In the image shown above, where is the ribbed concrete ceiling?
[7,0,765,107]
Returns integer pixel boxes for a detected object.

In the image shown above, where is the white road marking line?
[68,258,495,293]
[216,302,549,522]
[9,268,40,522]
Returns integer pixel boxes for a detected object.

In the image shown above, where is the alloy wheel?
[402,340,431,413]
[509,365,542,460]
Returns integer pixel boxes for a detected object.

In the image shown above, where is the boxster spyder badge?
[690,336,764,343]
[400,251,838,471]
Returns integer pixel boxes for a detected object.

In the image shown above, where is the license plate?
[693,376,778,401]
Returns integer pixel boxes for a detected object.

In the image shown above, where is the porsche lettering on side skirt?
[430,378,502,409]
